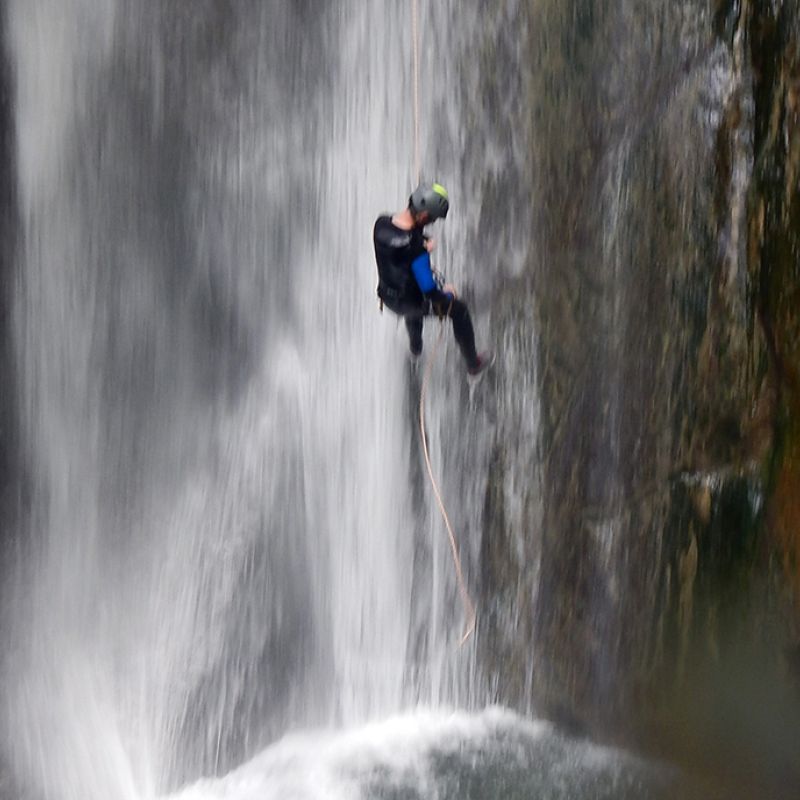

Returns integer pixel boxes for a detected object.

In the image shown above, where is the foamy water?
[166,707,672,800]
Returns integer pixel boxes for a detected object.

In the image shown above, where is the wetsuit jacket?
[373,215,453,312]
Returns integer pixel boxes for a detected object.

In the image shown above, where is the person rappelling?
[373,182,493,377]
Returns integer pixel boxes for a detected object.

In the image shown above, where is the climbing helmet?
[409,182,449,221]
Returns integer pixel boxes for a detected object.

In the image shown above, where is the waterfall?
[1,1,514,796]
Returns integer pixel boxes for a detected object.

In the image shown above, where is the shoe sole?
[467,351,495,382]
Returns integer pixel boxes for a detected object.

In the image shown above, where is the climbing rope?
[418,317,477,646]
[411,0,421,184]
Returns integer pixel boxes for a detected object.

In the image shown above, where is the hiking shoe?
[467,350,495,379]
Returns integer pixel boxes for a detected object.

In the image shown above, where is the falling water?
[1,0,490,795]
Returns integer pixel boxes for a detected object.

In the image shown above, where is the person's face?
[414,210,432,228]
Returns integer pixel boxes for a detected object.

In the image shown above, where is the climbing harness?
[410,0,476,646]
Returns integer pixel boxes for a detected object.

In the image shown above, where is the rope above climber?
[372,182,494,377]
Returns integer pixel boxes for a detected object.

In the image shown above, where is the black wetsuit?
[373,214,479,366]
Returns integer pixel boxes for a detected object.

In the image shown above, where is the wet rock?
[713,0,742,46]
[476,0,800,791]
[748,0,800,642]
[691,485,712,524]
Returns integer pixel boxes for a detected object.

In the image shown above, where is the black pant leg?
[404,315,424,355]
[430,298,478,367]
[449,299,479,366]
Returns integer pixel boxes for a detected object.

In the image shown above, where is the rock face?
[750,0,800,659]
[478,0,800,792]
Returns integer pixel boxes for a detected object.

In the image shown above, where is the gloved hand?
[442,283,458,300]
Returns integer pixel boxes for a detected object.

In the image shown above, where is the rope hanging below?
[418,323,477,646]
